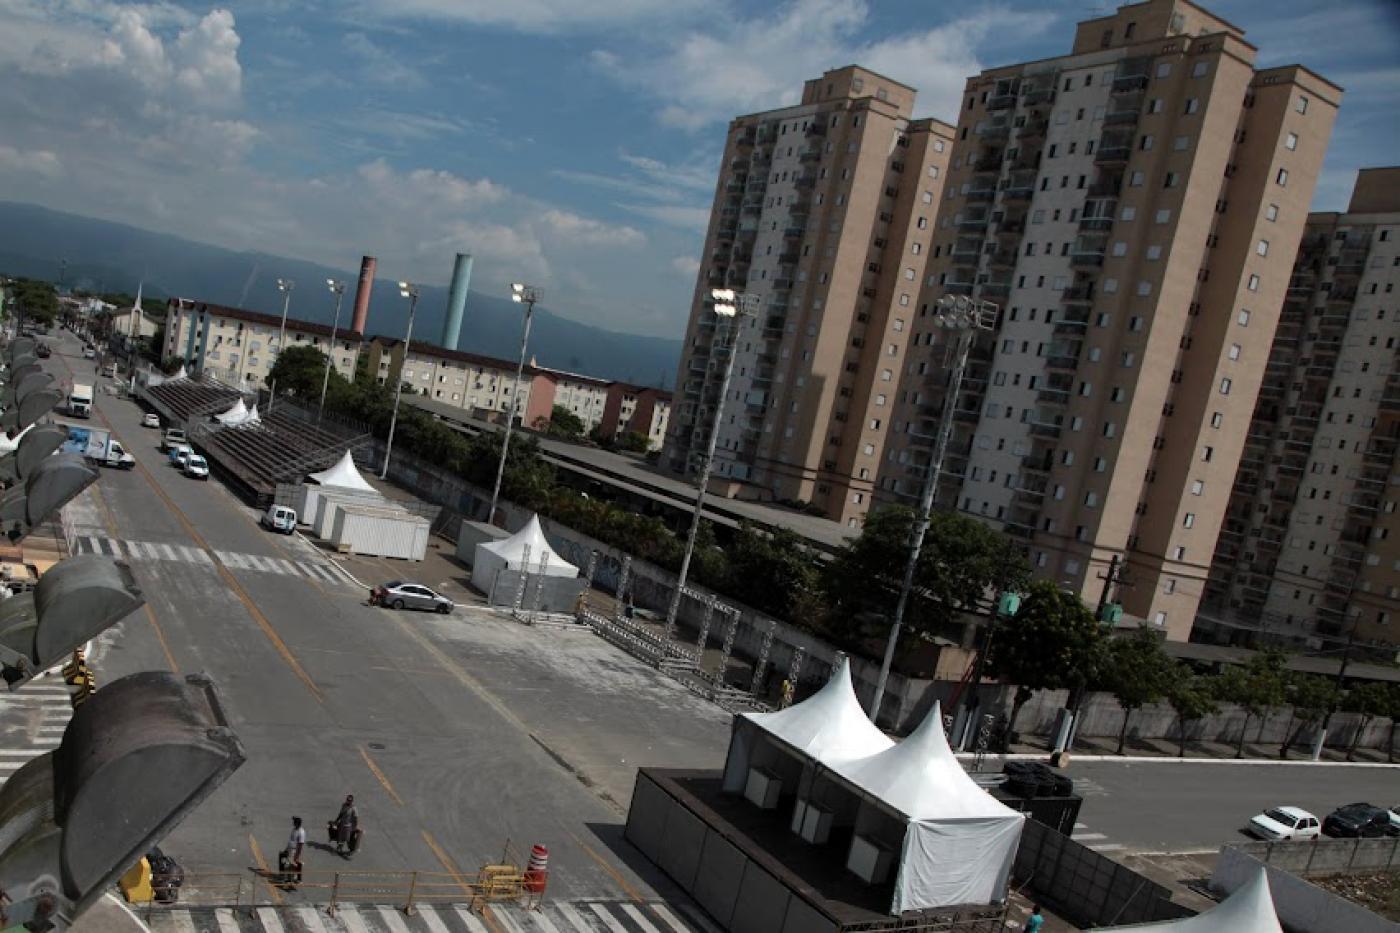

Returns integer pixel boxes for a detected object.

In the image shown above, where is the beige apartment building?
[1204,168,1400,648]
[877,0,1340,641]
[163,299,360,387]
[664,66,956,526]
[365,336,539,421]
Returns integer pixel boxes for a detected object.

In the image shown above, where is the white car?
[169,444,193,470]
[184,454,209,480]
[1248,806,1321,841]
[1389,806,1400,833]
[142,413,161,429]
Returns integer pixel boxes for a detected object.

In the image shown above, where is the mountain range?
[0,201,682,387]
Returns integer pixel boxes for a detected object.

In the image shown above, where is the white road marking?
[529,909,564,933]
[621,904,663,933]
[296,907,329,933]
[376,905,413,933]
[166,911,196,933]
[255,907,286,933]
[589,902,631,933]
[648,904,693,933]
[453,907,491,933]
[336,906,371,933]
[214,908,241,933]
[553,903,594,933]
[416,905,453,933]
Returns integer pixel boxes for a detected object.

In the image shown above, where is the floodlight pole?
[380,282,419,480]
[268,278,294,414]
[868,296,997,723]
[318,279,346,425]
[487,283,539,526]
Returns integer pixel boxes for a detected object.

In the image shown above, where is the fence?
[1222,837,1400,876]
[1011,819,1193,928]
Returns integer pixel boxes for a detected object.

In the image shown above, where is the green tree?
[825,506,1029,644]
[1384,684,1400,764]
[267,345,335,399]
[1279,674,1336,759]
[618,430,651,453]
[1164,664,1219,758]
[537,405,585,438]
[10,278,58,325]
[985,579,1102,740]
[1214,650,1287,758]
[1341,681,1393,762]
[720,523,822,622]
[1099,629,1171,755]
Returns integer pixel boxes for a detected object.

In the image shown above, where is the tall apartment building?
[163,299,361,387]
[664,66,955,527]
[878,0,1340,641]
[1204,168,1400,648]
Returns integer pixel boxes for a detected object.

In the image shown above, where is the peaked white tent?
[831,702,1024,911]
[214,398,249,425]
[308,451,376,493]
[1091,868,1283,932]
[473,514,578,584]
[722,657,891,790]
[242,403,261,426]
[170,365,189,381]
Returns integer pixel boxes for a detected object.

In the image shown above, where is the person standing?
[284,816,306,888]
[1023,904,1044,932]
[334,795,359,857]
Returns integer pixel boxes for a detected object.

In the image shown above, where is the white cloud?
[540,209,644,246]
[616,201,711,232]
[670,255,700,277]
[0,144,61,178]
[342,31,426,88]
[356,0,708,33]
[591,0,1053,128]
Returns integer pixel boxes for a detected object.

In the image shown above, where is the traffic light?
[0,555,144,690]
[0,671,245,930]
[0,453,98,543]
[0,423,70,486]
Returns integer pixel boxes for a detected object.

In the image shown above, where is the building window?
[1227,343,1241,361]
[1201,446,1213,462]
[1237,309,1251,326]
[1210,413,1223,428]
[1191,480,1204,495]
[1183,98,1199,114]
[1136,281,1152,296]
[1276,168,1289,186]
[1266,203,1279,222]
[1296,95,1309,114]
[1155,209,1171,224]
[1285,132,1298,151]
[1247,274,1260,292]
[1257,239,1269,256]
[1184,513,1195,528]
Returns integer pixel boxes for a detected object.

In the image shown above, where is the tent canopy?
[477,514,577,577]
[214,398,248,424]
[740,657,892,763]
[308,450,376,493]
[1092,867,1282,931]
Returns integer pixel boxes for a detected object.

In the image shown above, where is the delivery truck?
[61,426,136,470]
[68,383,93,419]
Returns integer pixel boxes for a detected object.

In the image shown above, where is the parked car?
[370,581,454,613]
[82,346,96,359]
[161,427,186,451]
[1322,803,1395,838]
[1388,806,1400,833]
[1247,806,1320,841]
[169,445,192,469]
[260,505,297,534]
[34,343,50,359]
[184,454,209,480]
[142,413,161,429]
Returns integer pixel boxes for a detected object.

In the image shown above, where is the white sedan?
[1248,806,1321,841]
[142,413,161,429]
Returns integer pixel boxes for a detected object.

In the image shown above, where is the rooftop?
[167,298,363,341]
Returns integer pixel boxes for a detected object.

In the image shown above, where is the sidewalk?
[1001,733,1399,766]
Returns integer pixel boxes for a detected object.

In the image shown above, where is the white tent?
[830,702,1024,912]
[242,403,261,426]
[171,365,188,381]
[214,398,249,425]
[1091,868,1283,932]
[308,450,376,493]
[722,657,891,790]
[472,514,578,589]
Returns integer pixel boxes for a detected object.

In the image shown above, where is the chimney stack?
[351,255,376,335]
[441,253,473,350]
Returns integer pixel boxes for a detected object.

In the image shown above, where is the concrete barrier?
[1226,837,1400,876]
[1213,847,1395,933]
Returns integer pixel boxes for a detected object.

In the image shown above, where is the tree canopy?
[1099,629,1171,754]
[1164,663,1219,757]
[538,404,586,438]
[267,345,337,399]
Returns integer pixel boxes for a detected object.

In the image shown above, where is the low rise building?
[600,384,672,450]
[162,298,361,387]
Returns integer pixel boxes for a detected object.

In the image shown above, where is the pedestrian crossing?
[143,901,701,933]
[0,679,75,782]
[71,535,346,586]
[1071,821,1124,852]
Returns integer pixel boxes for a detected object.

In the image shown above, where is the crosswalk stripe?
[377,906,413,933]
[103,537,123,557]
[217,551,245,569]
[621,904,662,933]
[214,907,241,933]
[167,910,197,933]
[489,906,527,933]
[182,545,213,564]
[454,907,491,933]
[647,904,691,933]
[416,905,453,933]
[297,906,330,933]
[553,903,594,933]
[256,906,286,933]
[338,906,372,933]
[589,903,630,933]
[1092,843,1126,851]
[159,543,179,560]
[530,910,564,933]
[1073,832,1107,841]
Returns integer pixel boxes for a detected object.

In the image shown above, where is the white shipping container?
[312,488,388,540]
[331,505,430,561]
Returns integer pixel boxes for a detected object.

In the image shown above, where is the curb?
[294,530,372,591]
[955,751,1400,768]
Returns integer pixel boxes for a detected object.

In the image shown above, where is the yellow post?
[118,858,155,903]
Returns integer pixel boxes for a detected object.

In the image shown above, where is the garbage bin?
[146,846,184,904]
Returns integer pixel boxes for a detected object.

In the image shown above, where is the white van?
[260,505,297,534]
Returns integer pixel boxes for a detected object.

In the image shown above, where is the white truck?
[61,426,136,470]
[68,383,93,419]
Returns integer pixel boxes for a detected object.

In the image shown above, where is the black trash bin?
[146,846,185,904]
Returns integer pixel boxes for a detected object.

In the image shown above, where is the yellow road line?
[247,834,284,905]
[359,746,405,806]
[421,830,475,896]
[127,451,324,704]
[566,828,646,904]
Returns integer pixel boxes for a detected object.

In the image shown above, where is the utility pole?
[1311,625,1356,761]
[380,281,420,480]
[1095,553,1128,621]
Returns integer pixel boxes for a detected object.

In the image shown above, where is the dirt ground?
[1312,872,1400,921]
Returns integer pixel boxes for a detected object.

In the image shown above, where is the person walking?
[1023,904,1044,932]
[334,795,359,857]
[283,816,306,889]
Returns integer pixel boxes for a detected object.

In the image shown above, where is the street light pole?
[268,278,294,413]
[868,295,998,723]
[664,288,761,639]
[318,279,346,424]
[487,283,540,527]
[380,281,419,480]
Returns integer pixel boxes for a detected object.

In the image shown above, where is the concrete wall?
[1212,847,1396,933]
[1223,839,1400,877]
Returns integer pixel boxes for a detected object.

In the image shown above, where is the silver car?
[371,581,454,613]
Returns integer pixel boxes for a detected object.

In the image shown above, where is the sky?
[0,0,1395,339]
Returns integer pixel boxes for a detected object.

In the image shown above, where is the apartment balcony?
[1070,249,1106,268]
[1045,353,1080,372]
[967,188,997,203]
[799,148,822,163]
[987,92,1018,111]
[1022,452,1054,475]
[973,153,1004,173]
[1037,384,1071,405]
[980,122,1012,140]
[746,177,768,193]
[1053,308,1091,333]
[729,157,748,170]
[1003,184,1034,202]
[1012,152,1041,171]
[1029,420,1063,439]
[981,281,1013,298]
[951,244,984,263]
[795,174,817,189]
[741,201,762,216]
[1088,177,1122,198]
[1022,85,1056,106]
[1103,96,1143,126]
[945,282,975,296]
[1111,72,1150,93]
[735,129,756,147]
[725,178,747,193]
[772,277,794,291]
[957,214,990,231]
[1094,144,1131,165]
[988,250,1018,268]
[1018,119,1049,141]
[783,225,805,239]
[953,407,981,425]
[1061,282,1096,303]
[996,218,1026,237]
[805,122,826,137]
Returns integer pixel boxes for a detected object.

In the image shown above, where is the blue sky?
[0,0,1395,338]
